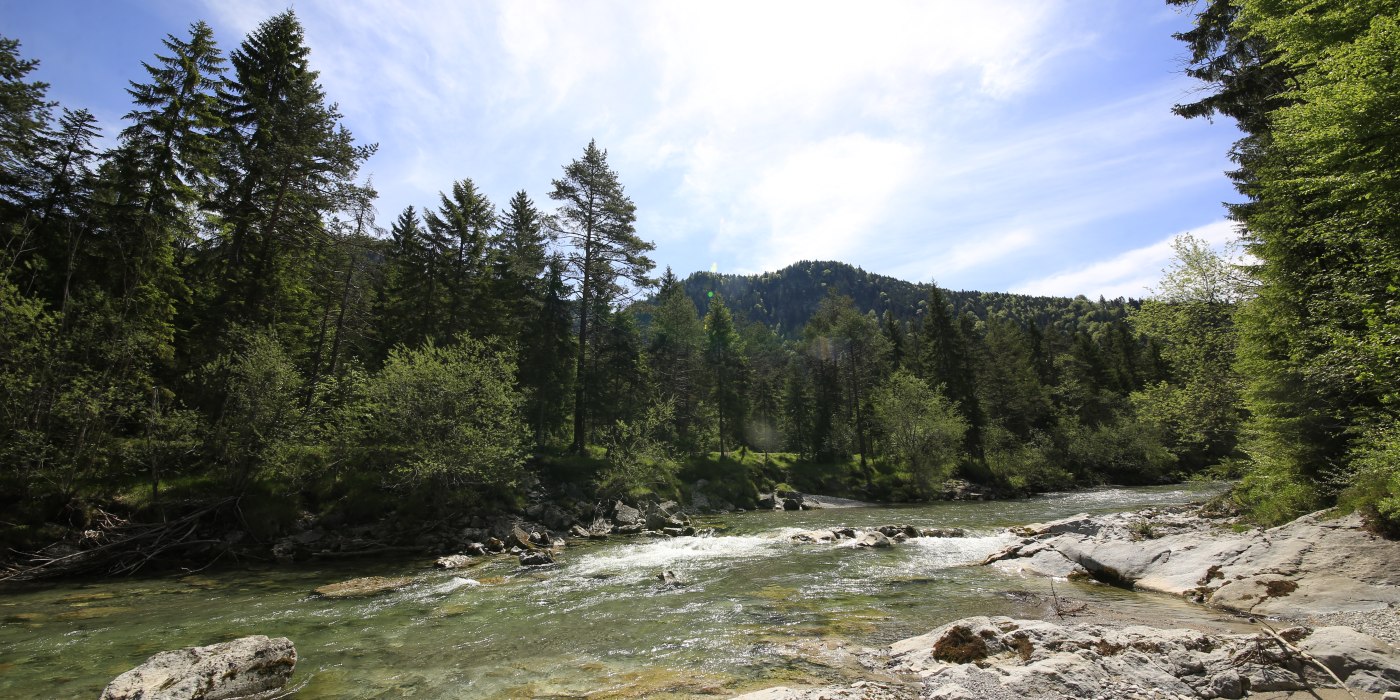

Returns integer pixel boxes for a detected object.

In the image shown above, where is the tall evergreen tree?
[649,268,707,454]
[548,140,655,453]
[0,36,53,221]
[209,10,373,350]
[425,178,496,339]
[378,205,435,351]
[917,286,983,455]
[704,293,746,456]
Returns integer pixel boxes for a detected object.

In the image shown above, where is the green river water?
[0,483,1248,698]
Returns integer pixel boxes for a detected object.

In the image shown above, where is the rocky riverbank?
[734,505,1400,699]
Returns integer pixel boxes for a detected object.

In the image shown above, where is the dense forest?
[1,0,1397,562]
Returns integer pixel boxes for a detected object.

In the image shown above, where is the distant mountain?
[678,260,1141,337]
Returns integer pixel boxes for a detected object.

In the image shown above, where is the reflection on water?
[0,482,1233,698]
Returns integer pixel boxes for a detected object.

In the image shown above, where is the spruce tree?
[209,10,372,350]
[425,178,496,339]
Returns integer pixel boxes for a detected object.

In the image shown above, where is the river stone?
[434,554,474,569]
[100,635,296,700]
[613,501,642,526]
[519,551,553,566]
[920,527,966,538]
[791,529,836,544]
[313,576,413,599]
[886,616,1400,699]
[854,531,892,548]
[1297,626,1400,693]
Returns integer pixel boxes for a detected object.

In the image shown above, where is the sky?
[3,1,1243,299]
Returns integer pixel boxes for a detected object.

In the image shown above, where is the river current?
[0,483,1242,698]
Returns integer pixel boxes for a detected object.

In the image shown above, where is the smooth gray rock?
[612,501,642,526]
[890,616,1400,699]
[434,554,473,569]
[987,508,1400,616]
[853,531,892,548]
[790,529,837,544]
[100,635,296,700]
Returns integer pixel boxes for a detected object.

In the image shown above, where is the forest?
[1,0,1397,563]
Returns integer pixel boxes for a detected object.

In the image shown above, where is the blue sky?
[4,1,1242,299]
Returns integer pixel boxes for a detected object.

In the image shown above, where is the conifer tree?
[704,293,746,456]
[425,178,495,339]
[209,10,372,349]
[549,140,654,453]
[649,268,706,453]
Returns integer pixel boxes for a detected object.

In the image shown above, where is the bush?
[871,370,967,498]
[365,336,528,493]
[1342,422,1400,537]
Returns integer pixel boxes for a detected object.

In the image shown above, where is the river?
[0,482,1245,698]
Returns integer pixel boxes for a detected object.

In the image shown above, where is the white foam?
[566,534,786,581]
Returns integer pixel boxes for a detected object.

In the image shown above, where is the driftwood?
[1256,619,1359,700]
[1,498,236,582]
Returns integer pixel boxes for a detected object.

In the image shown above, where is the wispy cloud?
[176,0,1240,293]
[1011,219,1242,299]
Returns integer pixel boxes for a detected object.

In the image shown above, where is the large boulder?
[612,501,643,526]
[986,508,1400,617]
[100,635,296,700]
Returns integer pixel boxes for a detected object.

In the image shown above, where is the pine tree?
[0,36,53,220]
[119,21,225,221]
[493,189,549,341]
[378,205,435,351]
[548,140,655,452]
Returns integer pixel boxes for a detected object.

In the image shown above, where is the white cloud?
[180,1,1239,293]
[1011,219,1242,299]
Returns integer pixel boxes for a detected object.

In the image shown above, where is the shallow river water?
[0,483,1245,698]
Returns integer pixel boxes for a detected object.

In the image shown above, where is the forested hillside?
[680,260,1140,338]
[2,0,1398,569]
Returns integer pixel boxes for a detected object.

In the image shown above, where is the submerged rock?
[312,576,413,599]
[100,634,296,700]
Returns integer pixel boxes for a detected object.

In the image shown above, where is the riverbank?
[733,504,1400,699]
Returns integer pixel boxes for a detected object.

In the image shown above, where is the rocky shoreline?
[733,505,1400,699]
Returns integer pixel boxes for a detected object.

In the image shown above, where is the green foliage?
[596,396,681,500]
[197,327,307,491]
[704,293,747,456]
[983,425,1068,492]
[364,336,527,491]
[871,370,967,498]
[1129,234,1248,469]
[1343,421,1400,535]
[1060,410,1175,485]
